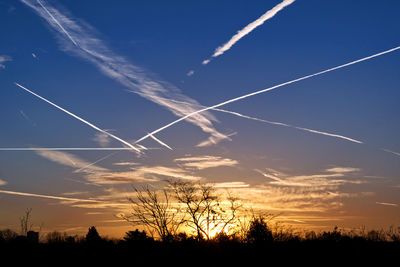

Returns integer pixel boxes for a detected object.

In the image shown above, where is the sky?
[0,0,400,238]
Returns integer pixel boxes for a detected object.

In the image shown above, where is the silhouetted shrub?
[246,216,273,243]
[46,231,67,243]
[0,229,18,243]
[123,229,152,243]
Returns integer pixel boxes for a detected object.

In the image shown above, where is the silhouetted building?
[27,231,39,243]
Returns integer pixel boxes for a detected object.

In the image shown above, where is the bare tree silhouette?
[122,186,184,242]
[169,180,242,240]
[19,208,33,236]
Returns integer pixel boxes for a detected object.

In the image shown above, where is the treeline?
[1,219,399,265]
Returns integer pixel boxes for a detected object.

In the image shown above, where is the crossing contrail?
[22,0,228,146]
[202,0,295,65]
[135,45,400,144]
[15,82,141,153]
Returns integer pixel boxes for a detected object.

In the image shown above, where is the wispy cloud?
[93,133,111,147]
[35,150,108,173]
[136,45,400,147]
[15,83,141,152]
[202,0,295,65]
[0,55,12,69]
[257,167,364,188]
[21,0,227,146]
[376,202,398,207]
[186,70,195,77]
[175,155,238,170]
[326,167,361,173]
[34,149,157,184]
[0,179,7,186]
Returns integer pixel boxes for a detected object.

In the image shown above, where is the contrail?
[382,148,400,158]
[22,0,227,146]
[202,0,295,65]
[0,189,101,202]
[74,151,119,173]
[36,0,78,46]
[135,94,362,144]
[148,133,173,150]
[0,147,161,151]
[213,108,363,144]
[135,45,400,144]
[15,82,140,153]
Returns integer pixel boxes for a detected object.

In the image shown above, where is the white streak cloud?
[0,179,7,186]
[203,0,295,64]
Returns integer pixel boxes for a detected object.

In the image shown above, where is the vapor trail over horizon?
[0,189,101,203]
[202,0,295,65]
[15,83,141,153]
[213,108,363,144]
[135,45,400,144]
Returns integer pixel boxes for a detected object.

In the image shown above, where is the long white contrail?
[202,0,295,65]
[213,108,363,144]
[0,189,101,202]
[15,83,141,153]
[36,0,78,46]
[148,133,173,150]
[135,45,400,144]
[0,147,162,151]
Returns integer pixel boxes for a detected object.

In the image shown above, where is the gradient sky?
[1,0,400,237]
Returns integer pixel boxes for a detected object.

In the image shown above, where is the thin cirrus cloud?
[376,202,398,207]
[0,179,7,186]
[0,55,12,69]
[34,149,200,184]
[174,155,239,170]
[257,167,364,188]
[202,0,295,65]
[21,0,228,147]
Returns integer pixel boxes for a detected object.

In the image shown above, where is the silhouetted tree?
[122,186,184,242]
[86,226,102,243]
[246,216,273,243]
[123,229,152,243]
[169,180,241,240]
[19,208,33,236]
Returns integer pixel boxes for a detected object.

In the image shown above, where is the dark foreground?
[2,236,399,265]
